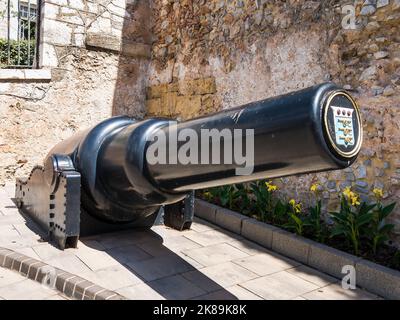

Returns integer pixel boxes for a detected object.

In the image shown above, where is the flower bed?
[197,181,400,272]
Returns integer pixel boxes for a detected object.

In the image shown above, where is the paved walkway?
[0,267,68,300]
[0,183,380,300]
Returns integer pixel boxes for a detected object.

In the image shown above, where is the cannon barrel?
[146,82,362,192]
[15,82,362,248]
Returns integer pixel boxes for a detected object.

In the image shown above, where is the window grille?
[0,0,41,68]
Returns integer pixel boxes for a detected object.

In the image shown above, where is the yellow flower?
[265,181,278,192]
[342,187,360,207]
[289,199,302,214]
[351,197,361,207]
[310,184,319,193]
[203,191,211,200]
[373,188,383,200]
[343,187,353,199]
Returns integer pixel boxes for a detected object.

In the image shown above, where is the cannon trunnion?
[15,83,363,249]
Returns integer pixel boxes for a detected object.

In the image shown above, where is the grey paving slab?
[191,218,218,232]
[46,254,93,275]
[0,277,59,300]
[148,274,206,300]
[105,244,153,264]
[192,289,239,301]
[228,238,269,256]
[182,243,249,267]
[0,214,27,226]
[192,290,238,300]
[151,225,197,239]
[137,236,201,257]
[184,262,258,289]
[0,267,25,288]
[32,243,76,261]
[226,285,263,300]
[13,222,43,237]
[126,254,195,282]
[0,225,20,238]
[240,271,319,300]
[286,265,338,287]
[233,251,301,276]
[79,264,143,291]
[73,243,120,271]
[184,229,241,247]
[0,234,42,250]
[182,269,224,293]
[116,283,166,300]
[173,251,205,270]
[14,247,42,260]
[92,230,161,250]
[302,283,380,300]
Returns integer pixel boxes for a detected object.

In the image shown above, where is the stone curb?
[194,198,400,300]
[0,247,126,300]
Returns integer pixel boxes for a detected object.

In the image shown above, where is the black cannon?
[15,82,362,249]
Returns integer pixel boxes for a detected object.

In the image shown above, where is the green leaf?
[331,226,347,237]
[356,212,374,227]
[290,214,303,226]
[378,224,395,234]
[382,203,396,218]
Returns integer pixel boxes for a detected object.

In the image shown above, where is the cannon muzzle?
[15,82,362,248]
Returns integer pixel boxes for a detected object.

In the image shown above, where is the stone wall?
[1,0,400,245]
[147,0,400,245]
[0,0,151,182]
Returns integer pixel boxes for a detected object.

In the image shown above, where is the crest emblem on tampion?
[330,106,355,147]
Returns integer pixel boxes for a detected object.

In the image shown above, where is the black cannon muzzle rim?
[322,90,363,161]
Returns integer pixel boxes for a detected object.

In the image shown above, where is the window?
[19,3,37,40]
[0,0,41,68]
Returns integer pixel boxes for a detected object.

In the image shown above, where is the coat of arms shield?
[330,106,355,147]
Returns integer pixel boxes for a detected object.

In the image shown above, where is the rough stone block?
[147,84,169,99]
[146,98,161,115]
[195,78,217,95]
[194,198,218,223]
[39,43,59,68]
[175,95,202,119]
[86,33,151,58]
[356,259,400,300]
[68,0,85,10]
[179,78,216,95]
[271,230,312,264]
[41,3,60,20]
[215,207,248,234]
[308,242,362,279]
[241,218,280,249]
[42,18,73,45]
[160,92,178,116]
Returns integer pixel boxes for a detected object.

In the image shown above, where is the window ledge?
[0,69,52,81]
